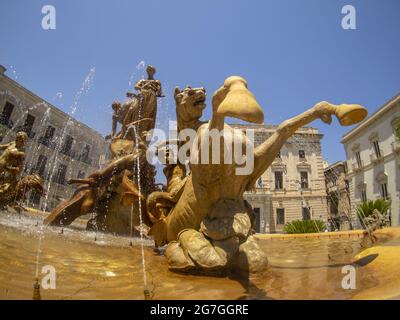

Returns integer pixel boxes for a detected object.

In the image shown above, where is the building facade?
[341,93,400,227]
[0,65,109,210]
[231,124,329,233]
[324,161,352,230]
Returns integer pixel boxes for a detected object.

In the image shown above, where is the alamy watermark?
[341,5,356,30]
[341,265,356,290]
[145,122,255,175]
[41,5,56,30]
[41,265,57,290]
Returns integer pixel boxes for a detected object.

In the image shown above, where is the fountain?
[42,66,373,277]
[2,65,400,300]
[44,65,160,235]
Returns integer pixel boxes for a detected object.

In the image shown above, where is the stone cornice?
[341,93,400,144]
[0,73,104,139]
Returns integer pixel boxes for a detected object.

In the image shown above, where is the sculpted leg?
[165,199,263,274]
[232,235,268,274]
[165,229,238,273]
[249,102,366,188]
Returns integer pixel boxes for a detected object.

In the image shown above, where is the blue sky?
[1,0,399,164]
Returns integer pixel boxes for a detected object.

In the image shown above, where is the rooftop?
[0,64,104,139]
[230,123,322,136]
[341,92,400,143]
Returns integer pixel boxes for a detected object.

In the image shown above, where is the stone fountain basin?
[0,210,399,300]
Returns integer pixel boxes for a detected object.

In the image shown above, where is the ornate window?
[34,155,47,178]
[300,171,309,189]
[372,140,382,158]
[0,101,14,126]
[276,208,285,225]
[357,181,367,202]
[274,171,283,190]
[355,151,362,168]
[381,183,389,200]
[376,171,389,200]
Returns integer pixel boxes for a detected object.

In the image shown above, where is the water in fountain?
[22,105,51,172]
[16,104,52,207]
[33,68,96,297]
[132,125,149,299]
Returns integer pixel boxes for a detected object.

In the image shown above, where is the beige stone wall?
[235,124,328,233]
[342,94,400,227]
[0,69,110,210]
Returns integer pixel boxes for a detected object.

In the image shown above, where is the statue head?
[15,131,28,148]
[146,65,156,79]
[174,86,206,124]
[213,76,264,124]
[112,101,121,112]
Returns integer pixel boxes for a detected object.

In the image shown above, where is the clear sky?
[1,0,399,164]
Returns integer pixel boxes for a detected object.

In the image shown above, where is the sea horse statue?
[148,76,367,276]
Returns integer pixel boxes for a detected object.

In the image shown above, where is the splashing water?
[121,70,149,296]
[136,60,146,79]
[33,67,96,292]
[9,65,18,80]
[20,104,52,200]
[132,125,149,297]
[0,91,45,143]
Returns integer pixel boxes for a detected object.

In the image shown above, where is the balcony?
[246,186,270,195]
[370,152,384,164]
[273,187,287,194]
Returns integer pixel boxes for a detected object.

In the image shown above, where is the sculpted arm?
[0,143,11,151]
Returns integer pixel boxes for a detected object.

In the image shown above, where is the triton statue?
[0,132,44,209]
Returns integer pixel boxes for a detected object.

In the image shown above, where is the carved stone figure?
[108,65,162,142]
[0,132,44,209]
[174,86,206,133]
[336,172,352,229]
[44,72,367,277]
[148,76,367,275]
[146,86,206,227]
[45,66,161,234]
[44,140,156,233]
[0,131,27,179]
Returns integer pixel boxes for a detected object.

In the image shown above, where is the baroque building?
[231,124,328,233]
[0,64,109,210]
[342,93,400,227]
[324,161,352,230]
